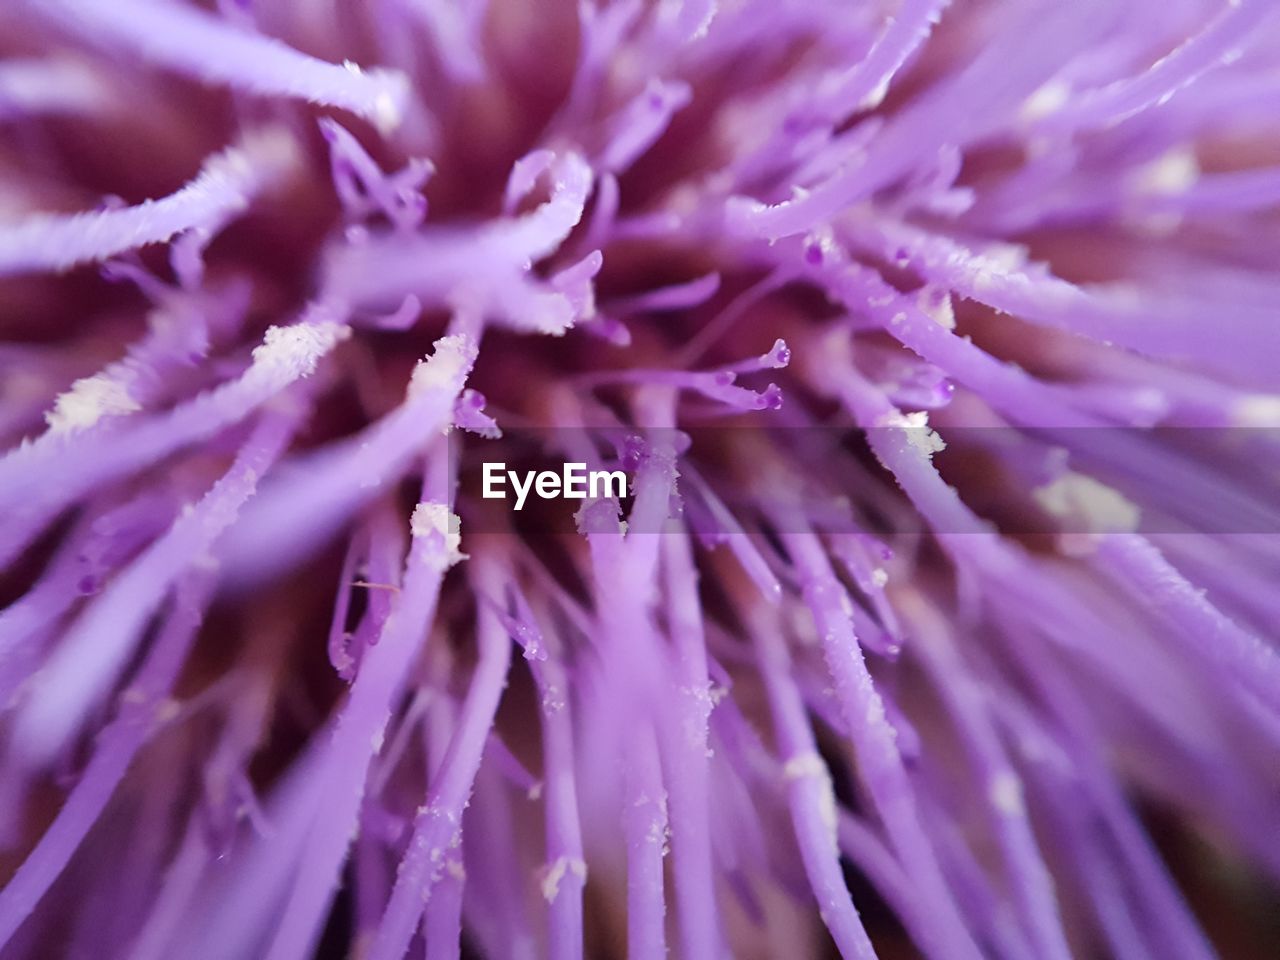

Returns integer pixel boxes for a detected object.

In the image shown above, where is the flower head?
[1,1,1278,959]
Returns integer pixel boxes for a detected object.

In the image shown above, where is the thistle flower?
[1,1,1278,959]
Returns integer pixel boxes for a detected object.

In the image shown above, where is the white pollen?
[1033,472,1140,534]
[782,751,827,781]
[990,773,1025,816]
[1234,394,1280,427]
[251,320,348,379]
[1133,147,1199,195]
[916,286,956,329]
[881,410,946,456]
[410,334,474,396]
[411,502,465,569]
[46,375,139,433]
[1021,80,1070,121]
[540,856,587,902]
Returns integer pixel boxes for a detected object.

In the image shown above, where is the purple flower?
[1,1,1278,958]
